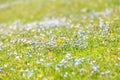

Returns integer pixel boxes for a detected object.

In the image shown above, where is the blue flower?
[0,67,2,72]
[92,65,98,72]
[74,59,81,66]
[28,71,33,78]
[86,56,90,61]
[80,68,84,73]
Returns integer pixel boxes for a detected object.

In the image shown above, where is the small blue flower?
[74,59,81,66]
[92,65,98,72]
[28,71,33,78]
[86,56,90,61]
[99,20,104,28]
[0,67,2,72]
[79,68,84,73]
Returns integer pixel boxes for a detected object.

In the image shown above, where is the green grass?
[0,0,120,80]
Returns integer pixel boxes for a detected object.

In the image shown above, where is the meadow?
[0,0,120,80]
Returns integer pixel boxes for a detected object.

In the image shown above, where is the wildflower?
[74,59,81,66]
[43,77,48,80]
[25,69,29,72]
[109,33,114,38]
[114,63,118,66]
[22,73,26,78]
[28,71,34,78]
[64,72,68,77]
[15,56,20,60]
[86,56,90,61]
[79,68,84,72]
[0,67,2,72]
[118,57,120,60]
[60,59,67,64]
[40,58,45,62]
[101,70,110,75]
[48,51,52,56]
[92,65,98,72]
[26,53,32,58]
[46,62,53,67]
[43,37,49,41]
[0,42,3,46]
[66,52,71,58]
[14,51,17,55]
[27,63,30,66]
[36,60,40,64]
[71,72,76,75]
[10,67,14,71]
[56,39,65,44]
[99,20,104,28]
[55,66,59,71]
[4,64,8,68]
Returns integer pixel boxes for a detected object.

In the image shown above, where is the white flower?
[118,57,120,60]
[71,72,76,75]
[43,77,48,80]
[101,70,110,75]
[46,62,53,67]
[64,72,68,77]
[10,68,14,71]
[4,64,8,68]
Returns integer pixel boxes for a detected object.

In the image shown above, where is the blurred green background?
[0,0,120,23]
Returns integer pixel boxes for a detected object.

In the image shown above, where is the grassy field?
[0,0,120,80]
